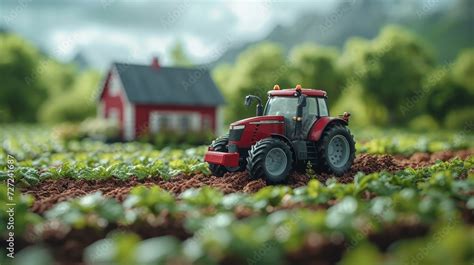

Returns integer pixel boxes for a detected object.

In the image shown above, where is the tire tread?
[246,138,293,184]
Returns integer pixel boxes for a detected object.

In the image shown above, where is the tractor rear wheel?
[208,136,230,177]
[246,138,293,184]
[316,124,355,176]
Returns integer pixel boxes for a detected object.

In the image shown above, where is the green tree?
[170,40,192,67]
[0,34,47,122]
[340,26,435,124]
[214,42,292,124]
[422,49,474,128]
[289,43,343,104]
[212,63,234,99]
[38,70,101,123]
[452,48,474,93]
[37,59,76,97]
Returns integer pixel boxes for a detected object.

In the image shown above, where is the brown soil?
[367,221,430,251]
[22,149,474,214]
[287,234,347,265]
[14,208,455,265]
[14,149,473,265]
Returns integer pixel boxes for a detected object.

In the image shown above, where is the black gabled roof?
[113,63,225,106]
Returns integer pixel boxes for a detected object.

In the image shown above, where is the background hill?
[213,0,473,66]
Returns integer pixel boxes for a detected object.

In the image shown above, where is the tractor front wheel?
[317,124,355,176]
[246,138,293,184]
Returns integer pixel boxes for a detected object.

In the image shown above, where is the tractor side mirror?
[244,95,264,116]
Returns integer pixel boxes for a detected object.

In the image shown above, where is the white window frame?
[123,102,135,140]
[191,113,201,131]
[149,111,202,133]
[149,112,161,133]
[203,115,212,131]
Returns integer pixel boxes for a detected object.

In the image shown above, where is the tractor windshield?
[264,97,299,118]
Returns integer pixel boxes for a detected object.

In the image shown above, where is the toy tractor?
[204,85,355,184]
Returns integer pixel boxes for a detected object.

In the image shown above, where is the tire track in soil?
[22,149,474,214]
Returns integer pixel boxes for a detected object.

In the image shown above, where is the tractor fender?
[270,133,298,160]
[308,117,348,141]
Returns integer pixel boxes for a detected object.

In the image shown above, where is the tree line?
[1,25,472,130]
[0,33,100,124]
[213,25,474,130]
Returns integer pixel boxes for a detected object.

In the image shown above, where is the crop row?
[1,157,473,264]
[0,144,210,186]
[78,221,472,265]
[1,129,474,186]
[2,156,472,234]
[1,126,473,163]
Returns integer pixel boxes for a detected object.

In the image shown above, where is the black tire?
[294,161,309,173]
[246,138,293,184]
[208,136,229,177]
[316,124,356,176]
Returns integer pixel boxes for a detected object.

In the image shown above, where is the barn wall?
[99,70,126,138]
[134,104,217,137]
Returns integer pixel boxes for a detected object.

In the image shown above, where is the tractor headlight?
[232,125,245,130]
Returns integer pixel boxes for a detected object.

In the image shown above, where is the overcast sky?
[0,0,341,69]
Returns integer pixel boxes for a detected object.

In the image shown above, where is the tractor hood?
[228,115,286,148]
[230,115,284,127]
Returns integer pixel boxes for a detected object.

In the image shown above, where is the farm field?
[1,126,474,265]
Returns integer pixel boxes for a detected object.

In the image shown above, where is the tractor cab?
[264,85,329,139]
[205,85,355,184]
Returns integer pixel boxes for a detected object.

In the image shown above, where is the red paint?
[308,117,348,141]
[204,88,354,173]
[204,151,239,167]
[268,88,327,97]
[229,116,285,148]
[151,57,160,69]
[230,115,284,126]
[100,70,126,138]
[99,69,219,140]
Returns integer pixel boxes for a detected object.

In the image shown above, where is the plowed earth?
[9,149,472,265]
[23,149,474,214]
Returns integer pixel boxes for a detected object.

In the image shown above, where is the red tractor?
[205,85,355,184]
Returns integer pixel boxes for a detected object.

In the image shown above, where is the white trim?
[249,120,284,125]
[109,73,121,96]
[110,65,136,141]
[123,102,135,140]
[111,65,133,103]
[217,106,224,135]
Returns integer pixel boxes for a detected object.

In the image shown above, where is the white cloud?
[0,0,339,69]
[226,1,274,38]
[181,34,216,61]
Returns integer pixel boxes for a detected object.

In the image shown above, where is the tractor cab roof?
[268,85,327,97]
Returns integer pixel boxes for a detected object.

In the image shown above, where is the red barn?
[98,57,225,140]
